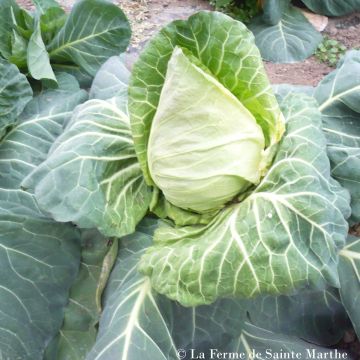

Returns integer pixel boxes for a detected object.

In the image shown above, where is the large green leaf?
[129,11,285,185]
[249,6,322,63]
[45,229,114,360]
[339,235,360,339]
[27,17,57,82]
[89,56,130,106]
[0,73,87,189]
[246,288,349,346]
[25,97,151,237]
[0,189,81,359]
[302,0,360,16]
[86,218,244,359]
[139,93,350,306]
[0,58,32,137]
[88,218,337,359]
[86,218,179,360]
[47,0,131,76]
[315,50,360,223]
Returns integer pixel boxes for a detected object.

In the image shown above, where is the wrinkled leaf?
[250,6,322,63]
[0,58,32,137]
[25,97,151,237]
[88,218,336,359]
[139,93,350,306]
[0,73,87,189]
[48,0,131,76]
[315,50,360,223]
[87,218,247,360]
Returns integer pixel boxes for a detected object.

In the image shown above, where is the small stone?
[328,27,338,35]
[299,8,328,32]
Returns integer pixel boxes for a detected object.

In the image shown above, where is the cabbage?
[147,47,265,213]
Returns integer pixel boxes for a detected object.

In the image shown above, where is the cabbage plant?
[1,9,360,360]
[128,11,350,306]
[249,0,360,63]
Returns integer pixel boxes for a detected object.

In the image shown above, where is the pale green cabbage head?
[147,47,266,213]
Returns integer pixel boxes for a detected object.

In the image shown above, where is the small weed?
[315,37,347,67]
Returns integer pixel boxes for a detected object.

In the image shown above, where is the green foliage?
[210,0,358,63]
[2,4,360,359]
[0,0,131,85]
[315,36,347,67]
[316,36,347,64]
[209,0,261,23]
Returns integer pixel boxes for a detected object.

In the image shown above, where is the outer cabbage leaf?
[249,6,322,63]
[24,98,151,237]
[88,218,336,359]
[86,218,179,360]
[315,50,360,223]
[0,71,87,358]
[0,73,87,189]
[45,230,115,360]
[147,47,265,213]
[129,11,285,185]
[0,58,32,137]
[139,93,350,306]
[339,235,360,339]
[246,288,349,346]
[89,55,130,107]
[302,0,360,16]
[0,190,80,359]
[47,0,131,77]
